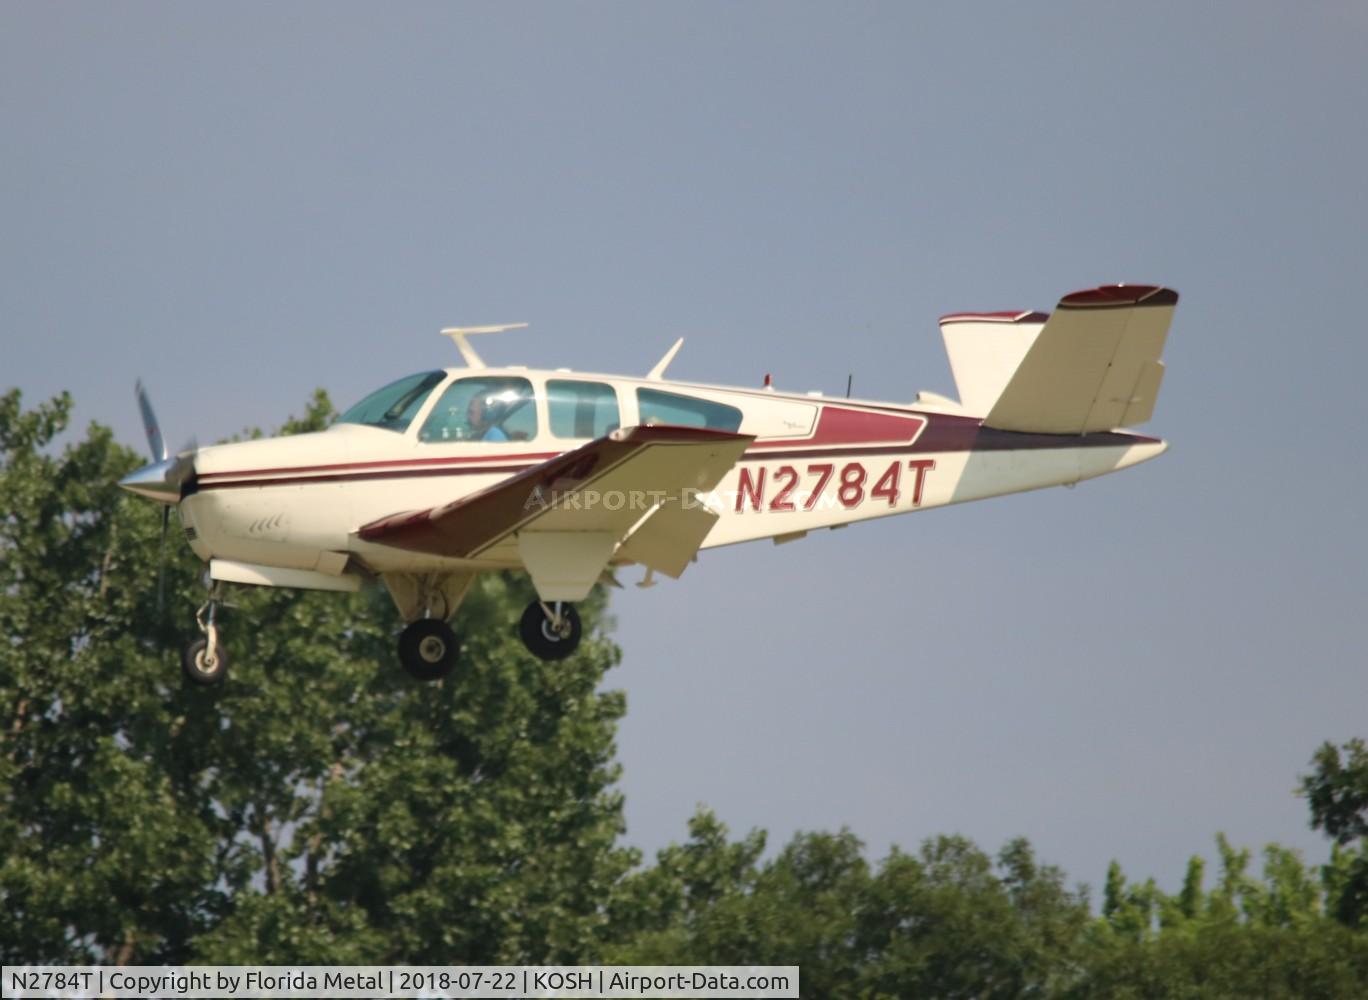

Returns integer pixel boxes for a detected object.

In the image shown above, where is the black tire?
[519,601,582,661]
[398,618,461,682]
[182,637,229,686]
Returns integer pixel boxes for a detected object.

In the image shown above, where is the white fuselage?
[178,367,1165,584]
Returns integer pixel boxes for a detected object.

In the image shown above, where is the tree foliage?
[0,388,632,963]
[1070,838,1368,998]
[609,815,1096,998]
[1301,738,1368,927]
[610,814,1368,998]
[2,387,1366,995]
[1302,739,1368,845]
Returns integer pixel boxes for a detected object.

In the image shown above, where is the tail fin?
[940,285,1177,434]
[938,309,1050,416]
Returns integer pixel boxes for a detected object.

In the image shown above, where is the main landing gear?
[394,602,578,682]
[397,618,461,682]
[380,573,582,679]
[182,591,229,686]
[383,572,473,684]
[519,601,582,661]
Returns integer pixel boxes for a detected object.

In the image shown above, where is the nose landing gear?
[519,601,582,661]
[182,594,229,686]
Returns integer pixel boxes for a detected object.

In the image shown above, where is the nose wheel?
[182,596,229,686]
[519,601,582,661]
[398,618,461,682]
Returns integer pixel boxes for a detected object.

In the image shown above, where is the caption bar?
[2,965,799,999]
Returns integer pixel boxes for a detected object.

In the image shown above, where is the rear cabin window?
[636,388,743,432]
[547,380,620,440]
[418,376,538,443]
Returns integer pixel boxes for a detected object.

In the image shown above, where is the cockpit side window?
[419,376,538,443]
[337,371,446,433]
[636,388,743,432]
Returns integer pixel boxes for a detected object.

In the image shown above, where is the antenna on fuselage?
[646,337,684,380]
[440,323,528,369]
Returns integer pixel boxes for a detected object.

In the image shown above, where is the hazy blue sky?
[5,2,1367,896]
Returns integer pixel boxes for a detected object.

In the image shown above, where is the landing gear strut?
[382,572,472,683]
[519,601,582,661]
[398,618,461,682]
[182,593,229,686]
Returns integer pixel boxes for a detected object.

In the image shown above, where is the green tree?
[611,817,1092,999]
[610,815,875,995]
[0,389,633,963]
[192,572,634,964]
[0,388,215,962]
[1176,855,1204,921]
[1301,738,1368,927]
[607,808,769,966]
[1071,837,1368,999]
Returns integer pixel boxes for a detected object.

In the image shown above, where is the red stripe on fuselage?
[748,406,926,449]
[201,465,538,490]
[195,425,1154,492]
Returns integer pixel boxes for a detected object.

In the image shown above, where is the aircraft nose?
[119,456,188,503]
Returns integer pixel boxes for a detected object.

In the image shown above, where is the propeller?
[136,378,168,464]
[119,389,195,504]
[121,381,196,620]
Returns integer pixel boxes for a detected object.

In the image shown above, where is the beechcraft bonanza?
[121,284,1178,685]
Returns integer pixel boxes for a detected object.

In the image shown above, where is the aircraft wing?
[357,425,754,599]
[984,284,1178,434]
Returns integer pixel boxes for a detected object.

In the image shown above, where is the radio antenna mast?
[440,323,528,369]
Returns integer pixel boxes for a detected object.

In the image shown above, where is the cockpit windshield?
[336,370,446,433]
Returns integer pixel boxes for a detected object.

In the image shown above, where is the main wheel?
[398,618,461,682]
[519,601,582,661]
[182,637,229,686]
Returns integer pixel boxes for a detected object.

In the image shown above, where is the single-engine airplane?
[120,284,1177,685]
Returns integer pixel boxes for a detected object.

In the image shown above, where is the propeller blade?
[135,379,168,463]
[127,380,191,636]
[156,505,170,620]
[121,386,196,504]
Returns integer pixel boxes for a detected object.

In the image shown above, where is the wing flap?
[357,426,753,571]
[616,502,720,579]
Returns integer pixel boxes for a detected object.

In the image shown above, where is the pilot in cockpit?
[466,393,509,442]
[417,378,533,442]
